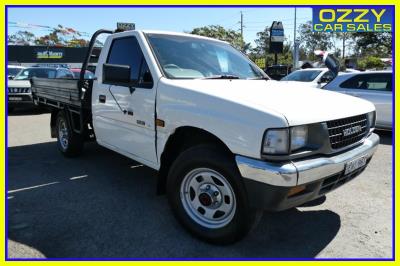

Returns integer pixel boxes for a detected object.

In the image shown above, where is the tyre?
[56,111,84,157]
[167,144,261,244]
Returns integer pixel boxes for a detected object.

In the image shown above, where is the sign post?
[269,21,284,65]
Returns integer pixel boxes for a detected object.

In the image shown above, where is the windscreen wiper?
[201,75,240,80]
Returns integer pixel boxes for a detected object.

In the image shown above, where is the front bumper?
[8,93,34,107]
[236,133,379,211]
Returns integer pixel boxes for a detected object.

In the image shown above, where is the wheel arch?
[157,126,234,194]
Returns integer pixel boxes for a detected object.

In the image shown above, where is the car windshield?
[14,68,57,80]
[146,34,266,80]
[281,70,322,82]
[8,67,23,77]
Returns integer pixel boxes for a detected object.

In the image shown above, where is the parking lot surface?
[7,109,393,259]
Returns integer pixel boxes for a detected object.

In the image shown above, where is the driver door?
[92,34,157,165]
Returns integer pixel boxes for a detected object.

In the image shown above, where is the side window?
[365,74,392,91]
[56,70,66,78]
[107,37,143,84]
[340,74,392,91]
[340,75,365,89]
[138,60,153,88]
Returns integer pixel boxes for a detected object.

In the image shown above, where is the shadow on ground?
[375,130,392,146]
[8,142,340,258]
[8,107,50,117]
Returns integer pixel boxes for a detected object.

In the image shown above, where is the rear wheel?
[56,111,83,157]
[167,144,261,244]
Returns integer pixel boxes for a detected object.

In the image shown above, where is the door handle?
[99,95,106,103]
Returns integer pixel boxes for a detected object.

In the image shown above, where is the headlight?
[367,111,376,129]
[262,126,309,155]
[262,129,289,154]
[290,125,308,151]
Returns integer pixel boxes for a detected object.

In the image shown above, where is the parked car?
[31,27,379,244]
[281,68,335,88]
[264,65,291,80]
[8,67,73,112]
[7,65,25,80]
[70,68,95,79]
[324,71,392,130]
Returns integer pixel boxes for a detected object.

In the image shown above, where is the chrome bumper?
[236,133,379,187]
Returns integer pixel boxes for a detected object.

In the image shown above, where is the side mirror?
[103,63,131,86]
[8,75,14,80]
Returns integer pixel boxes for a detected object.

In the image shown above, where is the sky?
[7,7,312,46]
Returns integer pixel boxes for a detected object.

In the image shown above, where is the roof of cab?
[114,29,229,44]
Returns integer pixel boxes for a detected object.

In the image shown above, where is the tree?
[251,27,293,66]
[252,26,270,55]
[190,25,247,51]
[351,32,392,57]
[333,32,354,58]
[298,21,334,60]
[8,30,36,45]
[357,56,385,70]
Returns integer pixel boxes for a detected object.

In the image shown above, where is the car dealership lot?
[7,110,392,259]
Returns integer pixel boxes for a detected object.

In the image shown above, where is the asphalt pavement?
[7,108,393,259]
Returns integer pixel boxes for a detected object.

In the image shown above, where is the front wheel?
[56,111,84,157]
[167,144,261,244]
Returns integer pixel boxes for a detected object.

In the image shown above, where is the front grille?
[326,114,368,149]
[8,87,30,93]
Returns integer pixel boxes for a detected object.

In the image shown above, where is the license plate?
[345,156,367,175]
[9,97,22,101]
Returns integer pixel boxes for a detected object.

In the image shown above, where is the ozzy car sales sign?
[313,8,392,32]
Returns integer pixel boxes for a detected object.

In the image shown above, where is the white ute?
[31,26,379,244]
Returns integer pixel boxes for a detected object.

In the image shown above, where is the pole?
[342,33,346,59]
[240,11,244,51]
[293,7,297,69]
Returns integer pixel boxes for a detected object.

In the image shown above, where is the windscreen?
[8,67,22,77]
[281,70,322,82]
[146,34,266,79]
[14,68,57,80]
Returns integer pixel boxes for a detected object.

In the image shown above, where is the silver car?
[324,71,392,130]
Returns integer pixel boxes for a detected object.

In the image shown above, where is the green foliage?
[7,25,99,47]
[250,26,293,67]
[352,32,392,57]
[357,56,385,70]
[8,31,36,45]
[190,25,248,51]
[252,26,269,55]
[298,21,334,59]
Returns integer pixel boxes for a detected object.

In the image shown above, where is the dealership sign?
[269,21,284,54]
[36,50,64,59]
[313,8,392,32]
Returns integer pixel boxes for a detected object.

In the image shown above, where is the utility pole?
[342,33,346,59]
[240,11,244,52]
[293,7,297,69]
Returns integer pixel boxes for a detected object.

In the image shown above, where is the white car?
[281,68,335,88]
[30,28,379,244]
[324,71,392,130]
